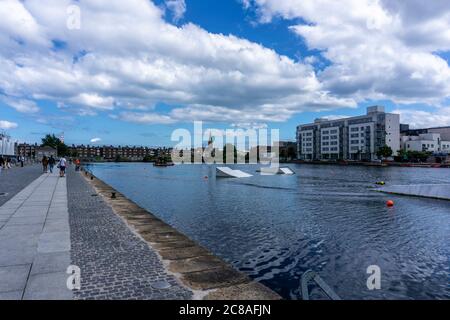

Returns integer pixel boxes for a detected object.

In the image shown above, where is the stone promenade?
[0,168,192,300]
[67,168,192,300]
[0,172,71,300]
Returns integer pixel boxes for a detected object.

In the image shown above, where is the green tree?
[222,144,237,164]
[377,145,393,159]
[41,134,69,157]
[287,146,297,161]
[397,149,409,162]
[408,151,431,162]
[143,155,154,163]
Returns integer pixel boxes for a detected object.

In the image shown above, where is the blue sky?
[1,0,450,147]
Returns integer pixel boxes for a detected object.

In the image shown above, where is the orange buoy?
[386,200,395,207]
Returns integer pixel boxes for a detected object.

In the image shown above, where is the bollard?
[111,192,116,199]
[90,175,94,180]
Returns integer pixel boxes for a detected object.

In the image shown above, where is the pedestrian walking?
[42,156,49,173]
[48,155,56,173]
[58,156,67,177]
[75,158,81,171]
[20,155,24,167]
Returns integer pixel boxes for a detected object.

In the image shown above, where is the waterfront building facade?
[297,106,400,161]
[0,133,16,156]
[401,133,450,153]
[68,145,165,161]
[16,143,38,158]
[401,126,450,142]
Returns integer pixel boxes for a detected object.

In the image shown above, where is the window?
[330,129,338,134]
[322,136,329,140]
[322,142,329,146]
[330,135,338,140]
[351,127,359,132]
[330,141,338,146]
[351,140,359,144]
[323,130,329,134]
[351,134,359,138]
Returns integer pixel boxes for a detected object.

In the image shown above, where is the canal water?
[86,163,450,300]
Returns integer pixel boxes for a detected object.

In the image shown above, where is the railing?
[300,270,341,300]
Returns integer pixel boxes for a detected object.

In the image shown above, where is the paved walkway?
[0,165,42,207]
[68,168,192,300]
[0,173,72,300]
[0,168,192,300]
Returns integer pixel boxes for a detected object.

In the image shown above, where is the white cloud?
[393,107,450,129]
[2,0,449,127]
[1,96,40,113]
[244,0,450,105]
[0,0,355,125]
[165,0,186,22]
[0,120,18,129]
[119,112,177,124]
[90,137,102,143]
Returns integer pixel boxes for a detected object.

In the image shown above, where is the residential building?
[402,126,450,141]
[297,106,400,161]
[68,145,163,161]
[16,143,38,158]
[35,146,57,160]
[0,134,16,156]
[402,133,450,153]
[278,141,297,161]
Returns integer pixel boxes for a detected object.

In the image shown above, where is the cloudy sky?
[1,0,449,146]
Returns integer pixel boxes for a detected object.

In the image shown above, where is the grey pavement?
[0,166,194,300]
[67,168,192,300]
[0,172,72,300]
[0,165,43,207]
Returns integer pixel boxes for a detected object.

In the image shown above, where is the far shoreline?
[82,159,450,169]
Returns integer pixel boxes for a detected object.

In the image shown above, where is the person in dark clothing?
[48,155,56,173]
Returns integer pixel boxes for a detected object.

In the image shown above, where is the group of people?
[41,155,68,177]
[0,156,13,171]
[0,155,31,171]
[1,154,81,177]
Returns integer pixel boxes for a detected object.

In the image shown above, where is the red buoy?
[386,200,394,207]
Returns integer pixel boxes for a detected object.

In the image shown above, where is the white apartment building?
[297,106,400,161]
[402,133,450,153]
[0,133,16,156]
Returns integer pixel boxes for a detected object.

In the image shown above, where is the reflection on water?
[86,163,450,300]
